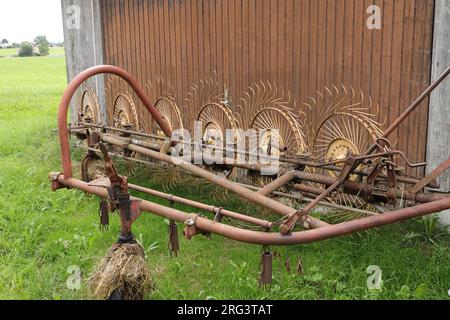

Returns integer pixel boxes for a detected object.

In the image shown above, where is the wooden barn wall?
[100,0,435,176]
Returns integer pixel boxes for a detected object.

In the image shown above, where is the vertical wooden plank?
[174,0,183,103]
[101,1,110,65]
[252,0,261,82]
[351,0,364,95]
[247,0,260,82]
[152,0,161,76]
[229,0,236,95]
[285,0,294,92]
[109,0,116,66]
[130,0,138,81]
[158,0,166,77]
[410,0,427,169]
[277,0,286,86]
[209,0,217,74]
[309,0,318,99]
[242,0,250,87]
[342,0,354,87]
[118,0,125,68]
[135,0,144,84]
[370,0,384,119]
[169,0,177,86]
[234,0,243,101]
[270,0,278,83]
[196,0,205,81]
[180,0,189,106]
[419,0,435,176]
[361,0,374,99]
[299,0,309,102]
[316,0,327,91]
[334,0,345,86]
[325,0,336,85]
[142,1,151,81]
[163,0,171,80]
[398,0,417,174]
[379,0,394,129]
[185,0,194,88]
[222,0,230,86]
[387,0,405,146]
[191,0,199,83]
[202,0,211,78]
[215,0,223,82]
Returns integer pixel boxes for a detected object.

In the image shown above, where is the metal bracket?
[279,157,357,234]
[259,247,273,286]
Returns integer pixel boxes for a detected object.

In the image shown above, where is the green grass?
[0,47,65,58]
[0,53,450,300]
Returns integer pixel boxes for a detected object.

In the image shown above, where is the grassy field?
[0,53,449,300]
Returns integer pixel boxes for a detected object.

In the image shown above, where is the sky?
[0,0,64,44]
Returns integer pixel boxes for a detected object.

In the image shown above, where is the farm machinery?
[50,65,450,299]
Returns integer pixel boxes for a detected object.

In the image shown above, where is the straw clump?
[89,242,152,300]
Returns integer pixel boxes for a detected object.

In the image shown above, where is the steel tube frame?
[52,174,450,246]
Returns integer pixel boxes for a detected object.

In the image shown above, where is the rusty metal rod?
[409,157,450,194]
[100,134,329,229]
[52,174,450,246]
[128,183,273,229]
[257,171,296,196]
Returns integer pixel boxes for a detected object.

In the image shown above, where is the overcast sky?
[0,0,64,43]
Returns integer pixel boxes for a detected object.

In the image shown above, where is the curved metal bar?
[53,175,450,246]
[58,65,173,178]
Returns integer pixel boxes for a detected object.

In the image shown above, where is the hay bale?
[89,242,152,300]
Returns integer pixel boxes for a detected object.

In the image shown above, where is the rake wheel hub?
[325,139,358,161]
[259,129,283,158]
[203,122,224,146]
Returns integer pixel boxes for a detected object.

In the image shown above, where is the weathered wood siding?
[100,0,435,176]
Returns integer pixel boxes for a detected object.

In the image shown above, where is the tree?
[34,36,47,45]
[34,35,50,56]
[18,42,34,57]
[1,39,8,44]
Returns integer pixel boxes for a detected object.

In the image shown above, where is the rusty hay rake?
[50,65,450,298]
